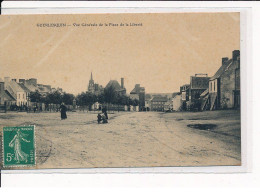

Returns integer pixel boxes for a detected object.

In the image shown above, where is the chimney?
[4,77,10,83]
[121,78,124,89]
[0,80,4,93]
[222,57,229,65]
[232,50,240,61]
[12,79,17,82]
[19,79,25,84]
[135,84,140,89]
[4,77,10,90]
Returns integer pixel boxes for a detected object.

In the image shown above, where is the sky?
[0,13,240,95]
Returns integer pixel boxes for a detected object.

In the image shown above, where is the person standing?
[60,102,67,120]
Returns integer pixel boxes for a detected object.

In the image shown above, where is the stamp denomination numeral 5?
[6,153,14,162]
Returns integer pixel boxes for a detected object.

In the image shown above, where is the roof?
[38,85,51,93]
[145,94,152,100]
[0,90,16,101]
[172,92,181,98]
[210,59,233,80]
[151,96,168,102]
[24,82,38,92]
[181,84,190,87]
[190,76,210,89]
[200,89,209,97]
[8,81,25,92]
[105,80,123,91]
[18,83,31,93]
[130,85,145,94]
[164,101,171,106]
[0,78,4,82]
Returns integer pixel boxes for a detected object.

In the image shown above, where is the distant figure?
[102,107,108,120]
[97,113,102,124]
[60,103,67,120]
[33,105,37,113]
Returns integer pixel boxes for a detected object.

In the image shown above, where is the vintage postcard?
[0,13,241,169]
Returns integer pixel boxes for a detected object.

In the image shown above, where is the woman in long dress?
[60,103,67,120]
[9,129,30,163]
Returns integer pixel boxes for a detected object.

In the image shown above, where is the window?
[214,81,215,92]
[23,94,25,99]
[18,94,20,99]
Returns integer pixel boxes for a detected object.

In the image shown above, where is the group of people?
[59,103,109,124]
[97,107,108,124]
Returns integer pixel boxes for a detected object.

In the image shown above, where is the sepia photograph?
[0,12,241,169]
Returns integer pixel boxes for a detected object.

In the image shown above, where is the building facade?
[189,74,210,103]
[4,77,29,106]
[130,84,145,110]
[172,92,182,111]
[208,50,240,110]
[0,78,16,107]
[105,78,126,96]
[150,95,168,112]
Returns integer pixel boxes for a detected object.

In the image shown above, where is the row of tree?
[29,91,75,105]
[29,86,139,107]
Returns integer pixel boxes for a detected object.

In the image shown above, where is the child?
[97,113,102,124]
[101,113,108,124]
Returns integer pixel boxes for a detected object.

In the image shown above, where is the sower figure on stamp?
[9,129,30,163]
[60,102,67,120]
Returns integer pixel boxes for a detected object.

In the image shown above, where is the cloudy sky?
[0,13,240,95]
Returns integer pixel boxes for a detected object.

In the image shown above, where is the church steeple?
[91,72,93,81]
[88,72,95,92]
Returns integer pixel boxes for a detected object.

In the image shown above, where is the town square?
[0,13,241,168]
[0,109,240,168]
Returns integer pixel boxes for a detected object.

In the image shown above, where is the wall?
[139,92,145,108]
[172,95,182,111]
[17,91,27,106]
[151,102,165,111]
[130,94,139,100]
[0,82,4,104]
[209,79,218,93]
[190,89,206,102]
[220,60,239,109]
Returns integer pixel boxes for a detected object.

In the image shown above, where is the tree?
[29,90,43,103]
[75,92,96,110]
[104,86,117,104]
[45,91,62,105]
[62,93,75,105]
[97,92,105,104]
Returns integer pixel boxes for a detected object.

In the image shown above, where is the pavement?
[0,110,241,169]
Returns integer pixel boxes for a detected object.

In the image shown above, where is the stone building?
[207,50,240,110]
[150,95,168,112]
[179,84,190,110]
[130,84,145,110]
[105,78,126,96]
[0,78,16,107]
[3,77,29,106]
[144,94,152,111]
[172,92,182,111]
[188,74,210,103]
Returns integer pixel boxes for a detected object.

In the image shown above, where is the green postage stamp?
[3,126,35,167]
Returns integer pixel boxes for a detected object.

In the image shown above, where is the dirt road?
[0,110,241,169]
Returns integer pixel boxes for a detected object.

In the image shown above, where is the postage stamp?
[2,126,35,167]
